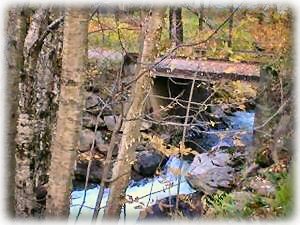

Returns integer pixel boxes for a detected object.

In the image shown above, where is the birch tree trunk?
[139,9,161,119]
[103,8,165,220]
[46,8,88,218]
[6,7,27,216]
[14,8,49,217]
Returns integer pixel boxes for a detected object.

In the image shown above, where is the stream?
[69,110,255,222]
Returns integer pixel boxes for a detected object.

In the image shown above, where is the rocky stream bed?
[69,104,256,221]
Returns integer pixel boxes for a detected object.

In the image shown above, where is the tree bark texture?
[139,9,161,119]
[13,7,64,217]
[103,8,165,220]
[169,7,183,46]
[32,9,63,216]
[14,8,49,217]
[46,8,88,218]
[6,7,27,217]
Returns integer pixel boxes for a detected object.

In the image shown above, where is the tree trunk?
[32,9,63,216]
[140,9,161,119]
[228,6,234,48]
[198,5,204,31]
[6,7,28,217]
[103,8,165,220]
[12,7,64,217]
[14,8,49,217]
[169,7,183,46]
[46,8,88,218]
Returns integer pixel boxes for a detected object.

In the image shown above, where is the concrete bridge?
[152,57,260,83]
[88,50,260,83]
[119,53,261,118]
[88,49,261,119]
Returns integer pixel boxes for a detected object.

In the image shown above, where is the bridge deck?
[153,58,260,82]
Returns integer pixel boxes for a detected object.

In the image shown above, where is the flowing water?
[69,156,193,222]
[69,111,255,222]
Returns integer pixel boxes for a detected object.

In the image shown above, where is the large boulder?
[185,152,235,194]
[79,129,104,152]
[133,150,164,177]
[103,115,118,131]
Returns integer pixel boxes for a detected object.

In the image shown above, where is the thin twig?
[254,98,290,131]
[146,158,165,207]
[176,74,196,210]
[91,58,125,222]
[75,100,110,222]
[91,114,123,222]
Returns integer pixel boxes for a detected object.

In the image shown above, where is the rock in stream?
[133,150,165,178]
[185,151,236,195]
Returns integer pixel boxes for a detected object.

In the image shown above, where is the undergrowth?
[204,171,292,219]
